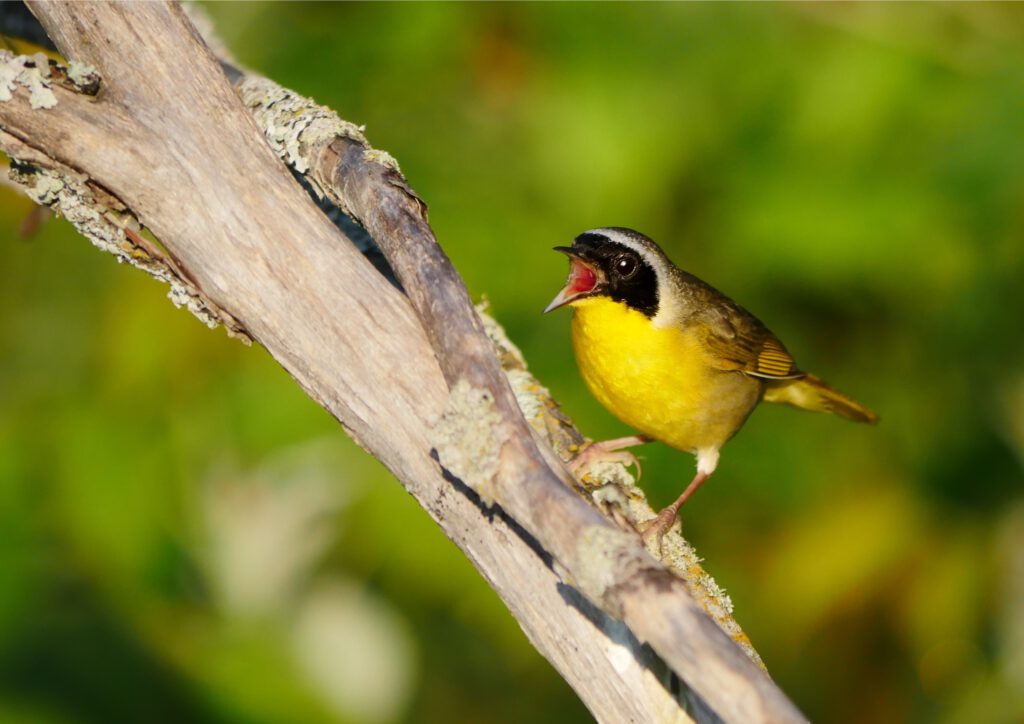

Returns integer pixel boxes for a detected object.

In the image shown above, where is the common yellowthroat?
[545,227,877,542]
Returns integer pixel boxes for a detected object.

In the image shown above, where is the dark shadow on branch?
[556,582,723,723]
[433,447,720,720]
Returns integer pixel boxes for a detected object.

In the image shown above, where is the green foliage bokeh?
[1,3,1022,722]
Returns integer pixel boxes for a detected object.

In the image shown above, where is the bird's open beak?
[544,246,600,313]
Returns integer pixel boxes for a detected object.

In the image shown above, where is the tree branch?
[229,64,765,667]
[0,3,804,721]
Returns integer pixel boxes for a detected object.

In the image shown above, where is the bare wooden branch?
[233,65,797,721]
[0,3,806,721]
[230,67,766,667]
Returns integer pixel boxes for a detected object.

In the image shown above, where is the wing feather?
[694,296,803,380]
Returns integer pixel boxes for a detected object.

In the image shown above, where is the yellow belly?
[570,297,761,453]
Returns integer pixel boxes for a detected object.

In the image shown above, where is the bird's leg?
[639,448,719,552]
[569,435,651,478]
[639,470,710,550]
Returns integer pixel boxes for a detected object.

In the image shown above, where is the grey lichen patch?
[650,515,767,667]
[362,148,401,176]
[12,163,135,260]
[236,75,366,184]
[233,74,413,224]
[659,533,733,613]
[591,477,649,516]
[504,368,546,429]
[63,61,101,95]
[573,525,650,604]
[583,460,637,490]
[430,378,508,506]
[0,51,57,109]
[7,161,250,343]
[66,61,98,86]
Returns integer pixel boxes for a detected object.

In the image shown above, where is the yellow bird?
[545,227,877,542]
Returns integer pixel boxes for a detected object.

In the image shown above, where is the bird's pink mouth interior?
[566,259,598,294]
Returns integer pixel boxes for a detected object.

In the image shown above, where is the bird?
[544,227,877,545]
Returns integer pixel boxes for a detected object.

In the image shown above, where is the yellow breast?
[570,297,761,453]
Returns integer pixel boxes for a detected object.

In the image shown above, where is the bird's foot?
[572,447,641,476]
[637,468,711,555]
[569,435,650,480]
[638,504,682,554]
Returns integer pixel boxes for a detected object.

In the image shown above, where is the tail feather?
[763,374,878,424]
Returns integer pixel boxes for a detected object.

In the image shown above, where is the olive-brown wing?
[695,300,804,380]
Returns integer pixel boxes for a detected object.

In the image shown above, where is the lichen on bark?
[0,51,57,109]
[5,160,249,342]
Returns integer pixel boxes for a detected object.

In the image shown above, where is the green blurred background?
[2,2,1023,722]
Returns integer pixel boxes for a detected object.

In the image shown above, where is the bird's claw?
[569,439,644,480]
[638,507,681,555]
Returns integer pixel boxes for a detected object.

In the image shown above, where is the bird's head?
[544,227,664,317]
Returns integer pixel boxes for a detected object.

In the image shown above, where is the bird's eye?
[615,254,638,279]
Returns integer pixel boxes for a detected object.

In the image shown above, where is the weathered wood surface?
[0,3,806,722]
